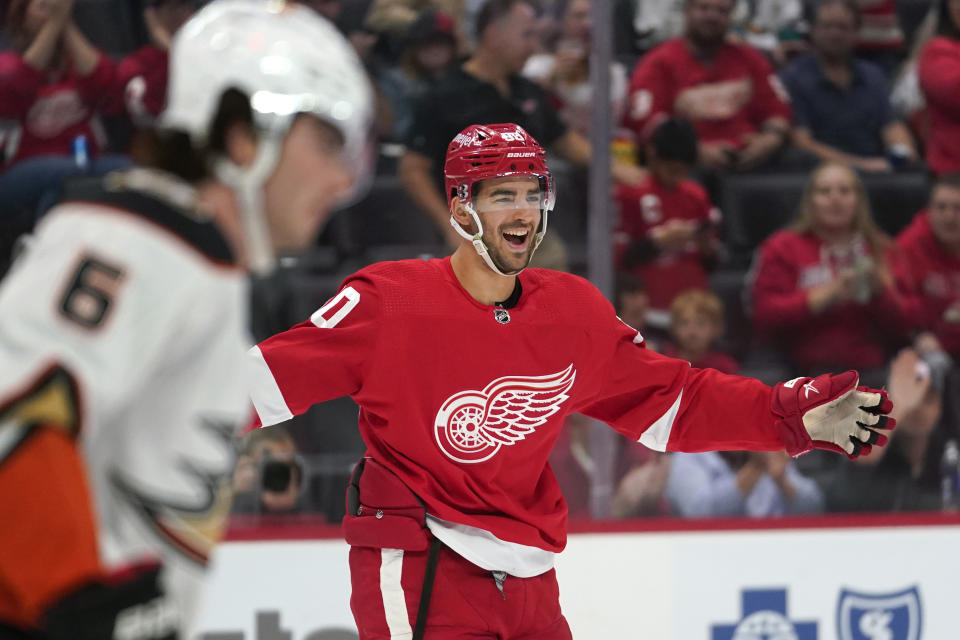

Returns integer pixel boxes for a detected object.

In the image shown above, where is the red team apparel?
[918,36,960,175]
[623,38,791,146]
[897,210,960,356]
[0,51,115,167]
[664,346,740,375]
[250,257,786,553]
[614,176,720,312]
[249,257,793,636]
[856,0,904,50]
[105,45,169,126]
[751,230,921,370]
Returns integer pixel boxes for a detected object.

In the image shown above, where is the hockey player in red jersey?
[0,2,372,638]
[249,123,896,639]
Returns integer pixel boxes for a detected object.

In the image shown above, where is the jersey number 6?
[59,255,125,330]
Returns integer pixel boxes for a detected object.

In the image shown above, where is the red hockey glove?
[772,370,895,459]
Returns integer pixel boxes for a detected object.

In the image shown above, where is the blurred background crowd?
[1,0,959,525]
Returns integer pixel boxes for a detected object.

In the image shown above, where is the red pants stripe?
[349,543,573,639]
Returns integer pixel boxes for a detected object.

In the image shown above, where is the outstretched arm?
[579,298,895,459]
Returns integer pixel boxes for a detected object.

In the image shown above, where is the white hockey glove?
[772,370,895,459]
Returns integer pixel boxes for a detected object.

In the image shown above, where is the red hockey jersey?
[0,51,114,168]
[623,38,791,146]
[750,230,921,370]
[250,258,784,553]
[614,176,720,311]
[856,0,904,51]
[897,211,960,356]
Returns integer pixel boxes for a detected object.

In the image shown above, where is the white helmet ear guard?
[161,0,374,274]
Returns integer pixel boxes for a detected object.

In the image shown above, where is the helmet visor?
[471,175,555,213]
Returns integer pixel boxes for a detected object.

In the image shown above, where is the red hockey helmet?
[443,123,555,210]
[443,124,556,276]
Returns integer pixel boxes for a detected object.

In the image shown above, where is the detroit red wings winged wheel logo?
[434,365,576,463]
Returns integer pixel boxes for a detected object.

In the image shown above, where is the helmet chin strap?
[213,130,285,276]
[448,202,548,277]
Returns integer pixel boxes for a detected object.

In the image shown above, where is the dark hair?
[615,272,646,300]
[933,172,960,194]
[649,118,699,165]
[475,0,531,41]
[811,0,862,29]
[684,0,735,10]
[937,0,960,40]
[133,88,253,184]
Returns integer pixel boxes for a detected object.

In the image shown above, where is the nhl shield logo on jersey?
[837,586,922,640]
[433,365,576,463]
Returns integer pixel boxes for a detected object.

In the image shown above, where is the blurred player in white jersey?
[0,2,372,638]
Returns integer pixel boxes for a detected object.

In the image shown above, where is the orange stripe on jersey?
[0,429,100,630]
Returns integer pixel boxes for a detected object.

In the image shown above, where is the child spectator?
[897,173,960,358]
[615,118,721,325]
[665,289,739,374]
[749,161,920,384]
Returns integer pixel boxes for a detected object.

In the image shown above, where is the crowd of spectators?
[2,0,959,523]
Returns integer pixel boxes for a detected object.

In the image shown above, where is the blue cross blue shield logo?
[712,588,818,640]
[836,586,922,640]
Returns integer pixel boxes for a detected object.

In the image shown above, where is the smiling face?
[810,164,860,233]
[469,175,543,275]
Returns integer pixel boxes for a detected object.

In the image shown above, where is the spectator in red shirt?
[918,0,960,176]
[624,0,792,172]
[0,0,128,223]
[615,118,721,324]
[897,173,960,358]
[105,1,197,128]
[853,0,905,75]
[750,162,921,384]
[665,289,740,374]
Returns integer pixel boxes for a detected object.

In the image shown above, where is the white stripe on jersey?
[379,549,413,638]
[639,389,683,452]
[247,345,293,427]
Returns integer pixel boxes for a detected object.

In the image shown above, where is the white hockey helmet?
[161,0,374,273]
